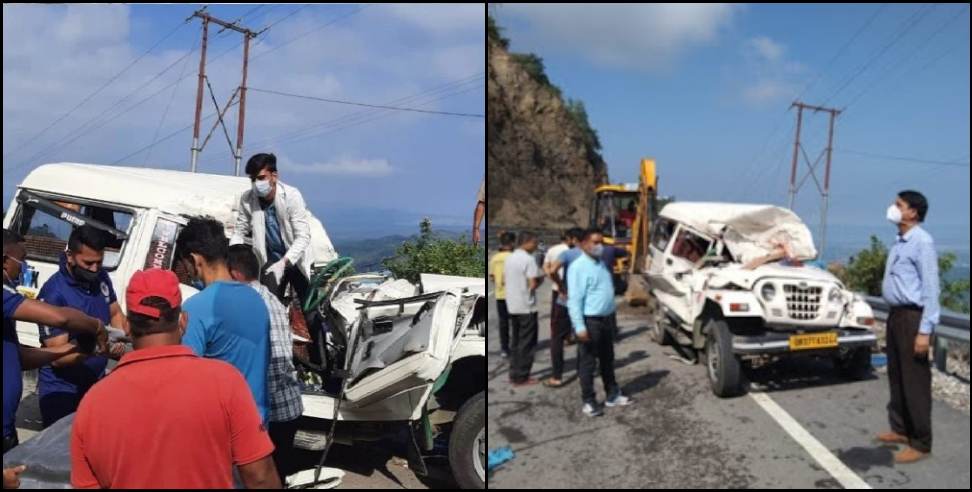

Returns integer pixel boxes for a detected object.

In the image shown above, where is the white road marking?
[750,392,872,490]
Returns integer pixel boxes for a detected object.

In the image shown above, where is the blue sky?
[492,4,970,260]
[3,4,485,240]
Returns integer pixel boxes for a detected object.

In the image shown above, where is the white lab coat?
[230,180,314,278]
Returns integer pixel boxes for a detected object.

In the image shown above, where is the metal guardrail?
[863,295,970,373]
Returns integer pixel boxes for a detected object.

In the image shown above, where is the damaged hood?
[659,202,818,263]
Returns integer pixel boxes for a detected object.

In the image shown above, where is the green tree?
[487,15,509,49]
[565,98,602,151]
[384,218,486,284]
[834,235,970,313]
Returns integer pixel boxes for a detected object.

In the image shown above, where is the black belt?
[890,304,922,312]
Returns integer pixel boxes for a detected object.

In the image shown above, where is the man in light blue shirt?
[567,229,632,417]
[876,190,938,464]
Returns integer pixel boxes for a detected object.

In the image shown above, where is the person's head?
[3,229,27,286]
[245,153,279,200]
[517,231,538,253]
[126,269,187,344]
[889,190,928,227]
[175,217,229,288]
[579,228,604,259]
[565,227,585,248]
[499,231,516,251]
[226,244,261,283]
[67,225,108,286]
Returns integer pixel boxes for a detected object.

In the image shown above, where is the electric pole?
[188,8,260,176]
[787,100,841,259]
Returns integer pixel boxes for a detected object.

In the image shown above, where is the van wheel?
[836,348,872,380]
[705,319,746,398]
[649,298,672,346]
[450,391,485,489]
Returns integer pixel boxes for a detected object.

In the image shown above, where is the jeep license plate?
[789,332,838,351]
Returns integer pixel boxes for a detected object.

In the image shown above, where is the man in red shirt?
[70,269,281,489]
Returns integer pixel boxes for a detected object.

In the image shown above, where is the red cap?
[126,269,182,319]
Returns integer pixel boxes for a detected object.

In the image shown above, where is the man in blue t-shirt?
[37,226,127,428]
[3,229,104,454]
[176,217,271,423]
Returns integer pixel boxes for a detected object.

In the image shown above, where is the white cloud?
[281,154,394,177]
[748,36,784,62]
[737,35,806,107]
[502,4,738,71]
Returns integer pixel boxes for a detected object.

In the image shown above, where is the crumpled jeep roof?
[658,202,818,264]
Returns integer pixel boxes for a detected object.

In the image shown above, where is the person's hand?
[472,228,481,246]
[109,342,127,359]
[575,330,590,343]
[265,260,287,284]
[914,334,931,358]
[95,321,109,355]
[558,292,568,304]
[4,465,27,489]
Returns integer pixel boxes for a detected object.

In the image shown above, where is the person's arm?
[109,302,129,335]
[13,298,102,336]
[181,308,207,356]
[3,465,26,489]
[283,187,312,268]
[19,343,79,370]
[917,238,941,335]
[42,334,89,368]
[231,192,253,246]
[526,257,543,291]
[567,262,589,340]
[473,201,485,246]
[238,456,282,489]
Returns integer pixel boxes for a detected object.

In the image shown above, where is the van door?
[648,220,712,324]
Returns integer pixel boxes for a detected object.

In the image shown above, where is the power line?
[146,35,200,167]
[843,4,970,109]
[3,17,191,161]
[836,148,971,166]
[820,4,938,107]
[251,5,370,62]
[242,74,484,152]
[248,87,485,118]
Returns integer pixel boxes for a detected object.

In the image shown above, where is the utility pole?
[787,100,841,259]
[188,8,260,175]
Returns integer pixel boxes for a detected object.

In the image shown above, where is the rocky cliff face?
[487,33,608,231]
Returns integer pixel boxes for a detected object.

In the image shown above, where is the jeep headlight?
[828,287,842,303]
[761,283,776,302]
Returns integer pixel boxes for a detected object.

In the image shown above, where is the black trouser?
[40,392,82,429]
[269,418,301,481]
[886,305,932,453]
[550,295,571,380]
[578,314,619,405]
[3,433,18,454]
[510,313,538,383]
[262,261,310,305]
[496,299,511,354]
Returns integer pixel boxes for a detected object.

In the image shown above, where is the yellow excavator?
[589,158,660,302]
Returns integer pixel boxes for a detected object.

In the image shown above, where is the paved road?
[487,281,970,489]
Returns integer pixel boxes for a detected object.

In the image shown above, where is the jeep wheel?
[649,298,673,346]
[836,348,872,380]
[705,319,746,398]
[450,391,485,489]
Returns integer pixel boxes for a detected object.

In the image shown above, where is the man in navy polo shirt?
[4,229,105,456]
[37,225,126,428]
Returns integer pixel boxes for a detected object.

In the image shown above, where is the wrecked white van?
[645,202,876,398]
[3,163,486,489]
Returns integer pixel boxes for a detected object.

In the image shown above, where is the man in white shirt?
[503,232,544,387]
[541,227,583,387]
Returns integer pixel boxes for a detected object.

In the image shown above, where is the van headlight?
[828,287,842,303]
[761,283,776,302]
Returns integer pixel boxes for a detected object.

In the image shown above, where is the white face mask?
[254,179,273,198]
[886,204,902,224]
[590,244,604,257]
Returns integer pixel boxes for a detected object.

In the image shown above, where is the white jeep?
[644,202,877,397]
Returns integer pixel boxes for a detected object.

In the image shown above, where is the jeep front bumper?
[732,329,877,355]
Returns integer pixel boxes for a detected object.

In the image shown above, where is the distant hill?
[335,229,466,272]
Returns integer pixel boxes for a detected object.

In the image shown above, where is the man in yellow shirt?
[488,232,515,358]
